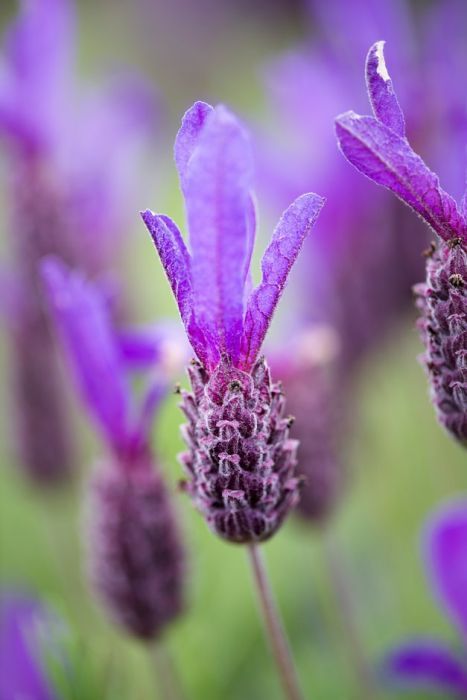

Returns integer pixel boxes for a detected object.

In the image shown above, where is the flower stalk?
[248,544,304,700]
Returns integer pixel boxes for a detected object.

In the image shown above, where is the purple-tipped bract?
[43,259,185,641]
[142,102,324,543]
[335,42,467,445]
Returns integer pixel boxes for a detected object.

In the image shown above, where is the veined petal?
[174,100,213,192]
[366,41,405,137]
[41,257,132,453]
[141,211,211,366]
[424,498,467,642]
[240,192,324,369]
[184,105,254,366]
[335,112,466,243]
[383,640,467,697]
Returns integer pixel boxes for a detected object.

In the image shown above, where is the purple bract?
[383,499,467,698]
[42,259,185,641]
[335,42,467,445]
[142,101,324,542]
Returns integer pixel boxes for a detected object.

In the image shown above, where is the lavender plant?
[42,259,185,652]
[142,100,324,700]
[383,499,467,697]
[0,0,156,485]
[336,42,467,446]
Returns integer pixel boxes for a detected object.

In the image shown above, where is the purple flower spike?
[335,42,467,445]
[0,0,157,486]
[383,499,467,697]
[43,259,186,642]
[142,102,324,543]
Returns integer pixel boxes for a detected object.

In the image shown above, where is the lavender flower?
[270,328,346,524]
[0,593,59,700]
[0,0,156,484]
[142,101,324,544]
[335,42,467,445]
[383,499,467,697]
[42,259,185,641]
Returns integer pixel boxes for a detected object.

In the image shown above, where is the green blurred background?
[0,1,466,698]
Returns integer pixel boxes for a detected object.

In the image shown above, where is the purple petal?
[41,257,132,453]
[141,211,212,366]
[0,594,58,700]
[240,192,324,369]
[335,112,467,243]
[383,640,467,696]
[174,100,214,191]
[366,41,405,137]
[184,105,254,366]
[424,499,467,642]
[0,0,73,151]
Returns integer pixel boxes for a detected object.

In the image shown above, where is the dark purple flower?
[142,101,324,543]
[383,499,467,697]
[0,593,60,700]
[335,42,467,445]
[42,259,185,641]
[0,0,157,485]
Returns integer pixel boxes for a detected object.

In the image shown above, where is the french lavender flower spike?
[382,499,467,697]
[335,42,467,444]
[142,101,324,700]
[42,259,186,664]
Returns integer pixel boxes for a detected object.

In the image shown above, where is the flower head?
[142,102,324,542]
[335,42,467,445]
[42,259,185,641]
[383,499,467,697]
[0,0,157,485]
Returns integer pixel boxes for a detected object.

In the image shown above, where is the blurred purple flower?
[42,259,185,641]
[0,593,59,700]
[336,42,467,445]
[0,0,157,485]
[142,101,324,543]
[383,499,467,697]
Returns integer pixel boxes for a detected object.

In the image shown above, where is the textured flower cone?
[180,355,300,544]
[281,364,345,524]
[9,165,77,484]
[87,460,185,640]
[415,238,467,444]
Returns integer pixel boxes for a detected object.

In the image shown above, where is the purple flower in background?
[0,593,60,700]
[142,101,324,543]
[383,499,467,697]
[269,327,346,524]
[0,0,156,485]
[336,42,467,445]
[43,259,185,641]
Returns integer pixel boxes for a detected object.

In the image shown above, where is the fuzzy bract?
[335,41,467,445]
[142,102,324,542]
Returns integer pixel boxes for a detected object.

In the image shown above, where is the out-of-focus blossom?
[0,593,60,700]
[336,42,467,445]
[383,499,467,697]
[270,327,346,524]
[0,0,157,485]
[258,0,423,371]
[43,259,185,641]
[142,101,324,543]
